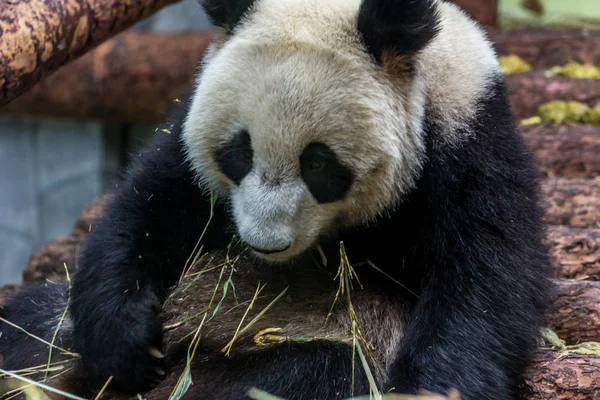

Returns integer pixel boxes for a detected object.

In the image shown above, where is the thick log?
[3,32,213,124]
[450,0,498,26]
[490,28,600,68]
[521,124,600,179]
[23,194,111,285]
[0,284,19,308]
[22,236,81,284]
[0,0,178,107]
[506,71,600,120]
[548,279,600,344]
[522,348,600,400]
[547,226,600,281]
[542,178,600,229]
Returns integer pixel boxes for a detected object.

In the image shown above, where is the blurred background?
[1,0,600,285]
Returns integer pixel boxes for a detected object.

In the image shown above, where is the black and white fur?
[0,0,550,399]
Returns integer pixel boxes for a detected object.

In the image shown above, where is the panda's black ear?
[201,0,256,30]
[358,0,440,64]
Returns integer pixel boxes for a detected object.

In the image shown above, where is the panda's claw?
[73,286,169,394]
[150,347,165,359]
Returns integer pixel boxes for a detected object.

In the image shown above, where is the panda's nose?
[247,243,291,254]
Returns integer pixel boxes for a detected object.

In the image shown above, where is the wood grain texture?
[522,348,600,400]
[2,32,213,123]
[548,280,600,344]
[0,0,178,106]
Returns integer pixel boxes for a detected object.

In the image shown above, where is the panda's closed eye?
[308,159,325,172]
[216,130,253,185]
[300,143,353,204]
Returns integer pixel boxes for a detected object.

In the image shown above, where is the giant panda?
[0,0,550,399]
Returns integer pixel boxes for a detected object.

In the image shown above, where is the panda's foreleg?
[384,216,547,396]
[68,110,233,394]
[381,119,549,399]
[383,232,547,400]
[386,264,540,400]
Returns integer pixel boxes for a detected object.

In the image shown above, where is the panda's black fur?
[0,0,550,399]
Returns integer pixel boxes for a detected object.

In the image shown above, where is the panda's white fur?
[183,0,498,260]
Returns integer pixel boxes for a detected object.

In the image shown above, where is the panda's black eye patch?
[215,130,253,185]
[300,143,353,204]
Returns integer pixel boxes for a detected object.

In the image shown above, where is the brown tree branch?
[0,0,179,107]
[2,32,213,123]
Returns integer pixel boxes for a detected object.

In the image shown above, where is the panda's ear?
[201,0,256,31]
[358,0,440,64]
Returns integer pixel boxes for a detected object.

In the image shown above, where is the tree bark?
[2,32,213,123]
[521,124,600,179]
[548,280,600,344]
[547,226,600,281]
[522,348,600,400]
[490,28,600,68]
[506,72,600,120]
[0,0,178,107]
[450,0,498,26]
[22,194,112,284]
[542,178,600,229]
[0,284,20,308]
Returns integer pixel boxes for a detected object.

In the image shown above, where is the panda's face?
[183,0,427,262]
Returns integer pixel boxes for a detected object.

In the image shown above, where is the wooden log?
[521,348,600,400]
[506,71,600,120]
[548,279,600,344]
[23,194,112,285]
[547,226,600,281]
[542,178,600,229]
[22,236,82,284]
[489,28,600,68]
[0,0,178,107]
[521,124,600,179]
[2,32,213,124]
[450,0,498,26]
[0,285,19,308]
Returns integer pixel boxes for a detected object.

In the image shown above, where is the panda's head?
[183,0,497,261]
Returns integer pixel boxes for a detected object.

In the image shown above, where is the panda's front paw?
[73,288,167,394]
